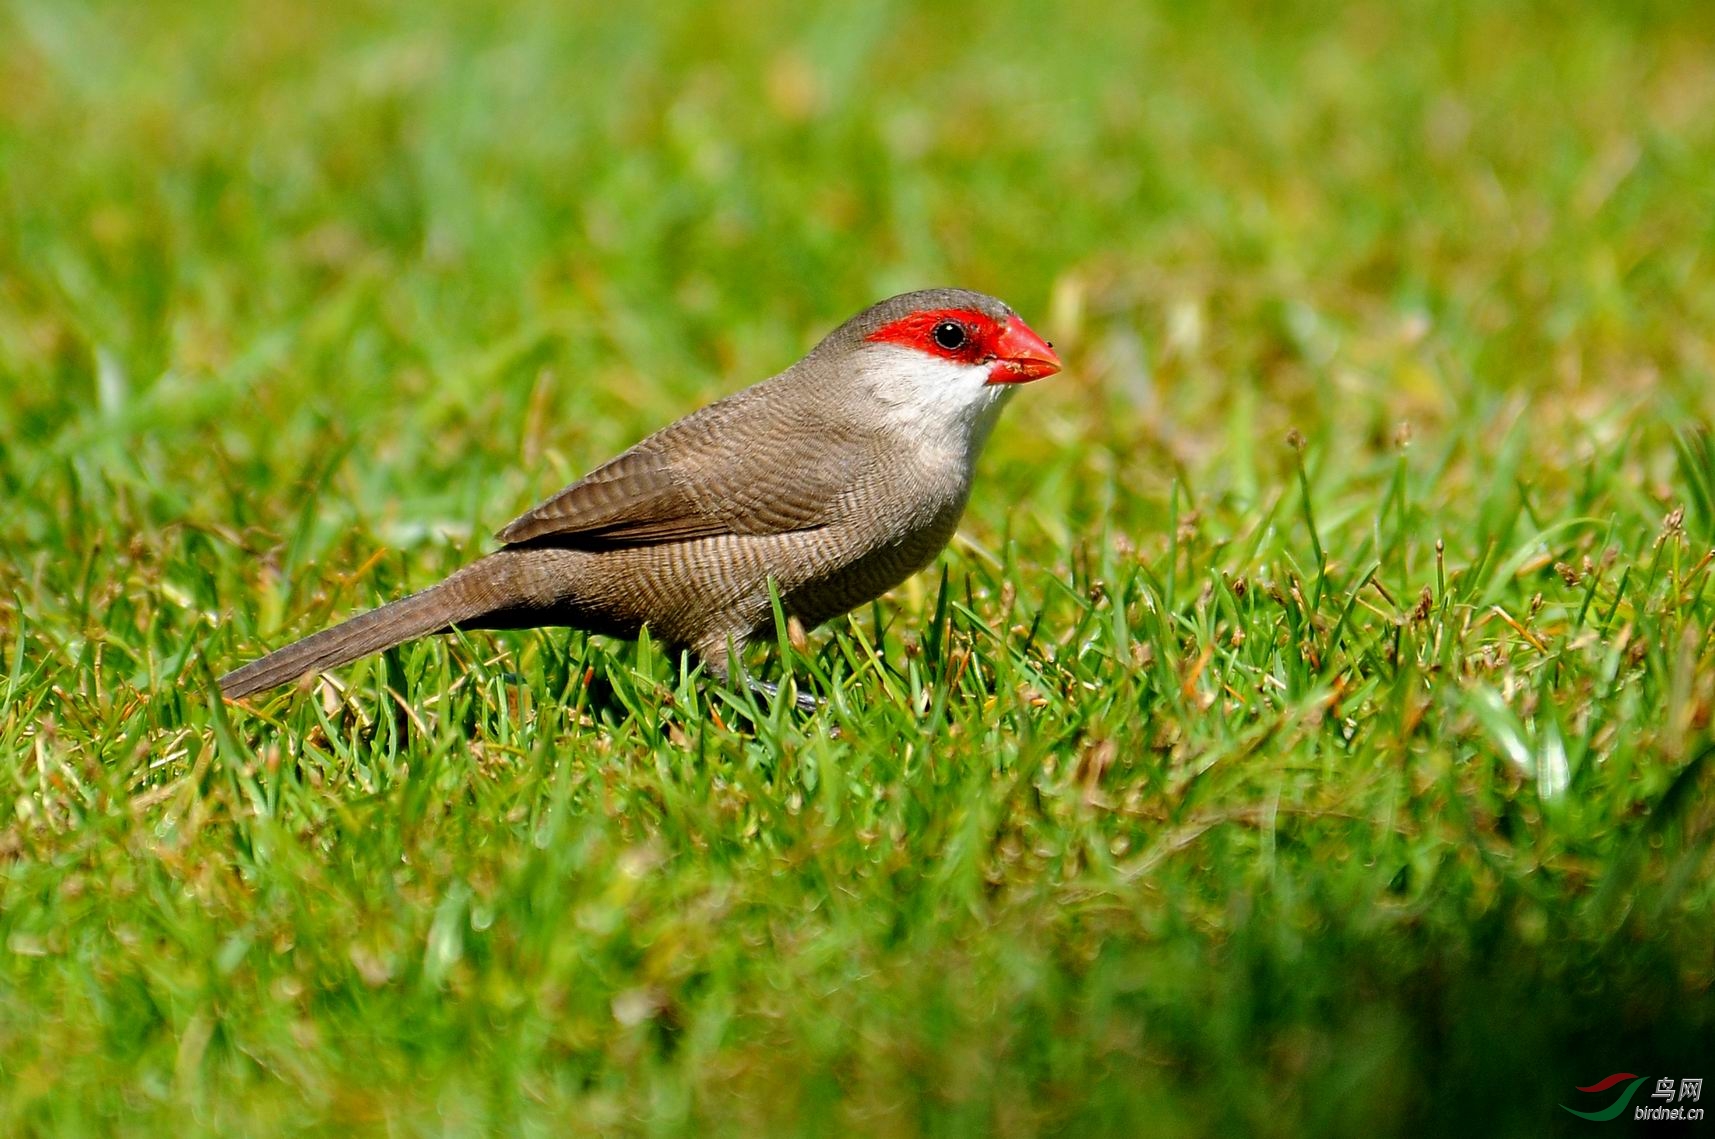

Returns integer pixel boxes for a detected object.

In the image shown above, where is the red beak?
[987,315,1062,384]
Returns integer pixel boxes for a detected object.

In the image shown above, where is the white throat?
[859,344,1016,465]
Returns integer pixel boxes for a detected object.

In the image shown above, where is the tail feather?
[218,563,496,699]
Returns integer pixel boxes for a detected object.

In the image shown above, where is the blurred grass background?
[2,0,1714,1135]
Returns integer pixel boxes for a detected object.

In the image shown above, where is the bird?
[217,288,1061,705]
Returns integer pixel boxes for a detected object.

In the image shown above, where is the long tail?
[217,558,506,699]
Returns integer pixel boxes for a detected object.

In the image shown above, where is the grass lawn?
[3,1,1713,1134]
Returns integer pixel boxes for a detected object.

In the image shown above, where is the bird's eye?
[932,321,967,351]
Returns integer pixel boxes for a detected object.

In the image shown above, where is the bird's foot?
[748,678,822,713]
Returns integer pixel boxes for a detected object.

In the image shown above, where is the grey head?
[806,288,1019,361]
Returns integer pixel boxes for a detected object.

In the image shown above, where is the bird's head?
[813,288,1061,448]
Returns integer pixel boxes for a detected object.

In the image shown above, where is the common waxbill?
[217,288,1061,702]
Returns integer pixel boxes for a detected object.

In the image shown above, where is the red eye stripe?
[865,309,1001,363]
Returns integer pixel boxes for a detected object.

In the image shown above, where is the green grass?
[3,1,1715,1134]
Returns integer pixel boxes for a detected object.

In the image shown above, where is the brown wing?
[495,384,870,548]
